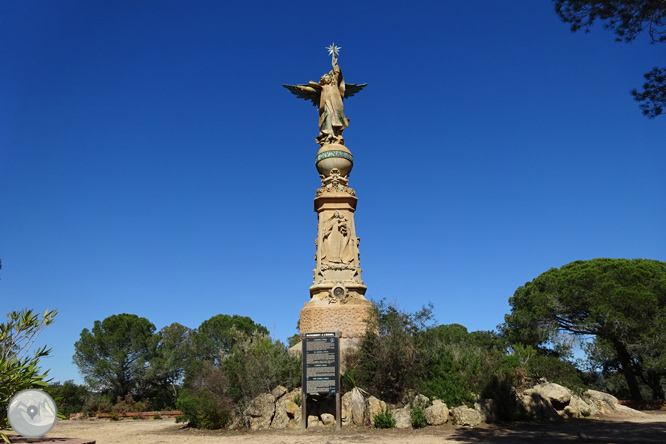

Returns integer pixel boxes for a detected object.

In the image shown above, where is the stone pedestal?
[298,143,373,342]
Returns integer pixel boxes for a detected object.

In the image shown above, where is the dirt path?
[4,411,666,444]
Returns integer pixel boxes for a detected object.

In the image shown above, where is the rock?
[365,396,387,426]
[286,404,303,429]
[474,398,498,423]
[566,395,595,418]
[392,406,412,429]
[246,393,276,430]
[341,391,353,426]
[307,414,322,428]
[271,386,288,399]
[585,390,618,414]
[70,412,85,420]
[614,404,647,417]
[519,393,560,421]
[424,400,449,425]
[451,405,483,427]
[527,383,572,410]
[227,410,245,430]
[412,394,430,410]
[351,388,366,426]
[270,395,290,429]
[286,400,300,417]
[321,413,336,426]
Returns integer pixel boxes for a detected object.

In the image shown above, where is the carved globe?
[315,144,353,177]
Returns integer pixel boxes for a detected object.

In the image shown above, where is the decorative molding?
[315,150,354,166]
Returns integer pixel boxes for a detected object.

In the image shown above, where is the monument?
[284,44,373,352]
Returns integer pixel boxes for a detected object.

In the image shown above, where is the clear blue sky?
[2,1,663,385]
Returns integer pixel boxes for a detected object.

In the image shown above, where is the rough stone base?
[299,301,374,338]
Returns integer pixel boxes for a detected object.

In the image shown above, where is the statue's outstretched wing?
[283,83,320,107]
[344,83,367,98]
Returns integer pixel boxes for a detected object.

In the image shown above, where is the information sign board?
[302,332,339,394]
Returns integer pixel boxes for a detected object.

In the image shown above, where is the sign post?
[302,332,341,430]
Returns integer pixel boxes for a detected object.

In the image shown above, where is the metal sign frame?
[301,331,341,430]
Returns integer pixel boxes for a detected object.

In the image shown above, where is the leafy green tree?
[504,258,666,400]
[46,380,90,418]
[145,323,193,408]
[191,314,268,367]
[553,0,666,117]
[1,309,57,442]
[73,313,158,399]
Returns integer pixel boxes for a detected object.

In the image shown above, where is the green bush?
[153,413,162,420]
[175,389,230,429]
[1,309,58,442]
[46,380,91,418]
[411,407,427,428]
[373,406,396,428]
[223,330,300,407]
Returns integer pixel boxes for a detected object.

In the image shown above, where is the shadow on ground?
[450,417,666,444]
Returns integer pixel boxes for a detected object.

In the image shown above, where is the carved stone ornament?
[316,168,356,196]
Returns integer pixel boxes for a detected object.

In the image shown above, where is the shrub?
[85,394,112,414]
[175,388,230,429]
[46,380,91,418]
[223,330,301,407]
[357,300,435,404]
[373,406,396,428]
[153,413,162,419]
[1,309,58,443]
[411,407,427,428]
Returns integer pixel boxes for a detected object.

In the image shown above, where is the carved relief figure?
[320,211,355,264]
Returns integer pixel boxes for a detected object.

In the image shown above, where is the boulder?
[585,390,618,414]
[320,413,336,427]
[307,414,322,428]
[451,405,483,427]
[287,405,302,429]
[424,400,449,425]
[351,387,366,426]
[614,404,647,417]
[286,400,300,417]
[474,398,498,423]
[392,406,412,429]
[528,383,572,409]
[270,395,290,429]
[365,396,387,426]
[412,394,430,410]
[271,386,288,399]
[341,391,353,426]
[519,393,560,421]
[246,393,276,430]
[567,395,595,418]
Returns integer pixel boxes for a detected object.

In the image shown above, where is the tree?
[1,309,57,442]
[191,314,268,367]
[553,0,666,117]
[46,380,90,418]
[504,258,666,400]
[73,313,158,399]
[145,323,193,409]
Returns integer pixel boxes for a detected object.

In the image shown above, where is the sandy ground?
[3,411,666,444]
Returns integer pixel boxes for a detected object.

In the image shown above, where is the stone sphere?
[315,144,354,177]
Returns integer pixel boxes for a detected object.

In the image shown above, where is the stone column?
[299,143,373,345]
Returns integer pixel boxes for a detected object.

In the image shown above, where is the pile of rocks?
[519,382,646,420]
[232,382,644,430]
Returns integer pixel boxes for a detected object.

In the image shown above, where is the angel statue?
[284,44,367,146]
